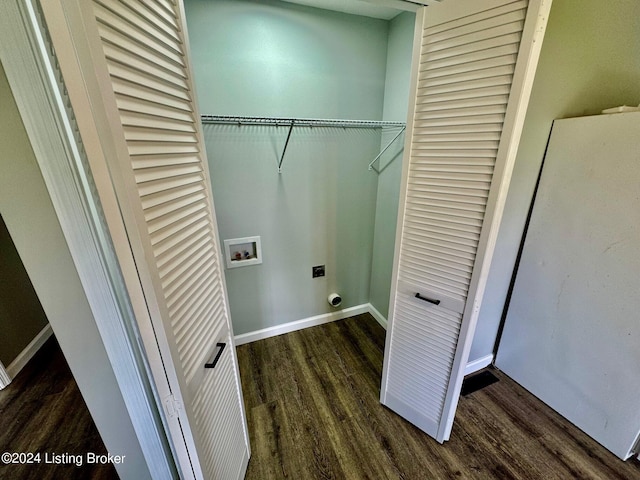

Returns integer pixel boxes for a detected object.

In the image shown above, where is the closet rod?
[201,114,405,129]
[201,115,406,173]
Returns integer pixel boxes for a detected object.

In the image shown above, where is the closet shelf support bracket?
[369,126,406,174]
[278,120,295,173]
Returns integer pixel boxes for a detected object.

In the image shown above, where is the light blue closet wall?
[184,0,389,335]
[185,0,388,119]
[369,12,414,320]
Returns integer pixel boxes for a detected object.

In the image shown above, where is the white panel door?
[40,0,250,478]
[381,0,552,442]
[496,112,640,460]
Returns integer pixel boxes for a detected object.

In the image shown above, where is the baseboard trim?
[234,304,370,346]
[0,362,11,390]
[6,324,53,379]
[234,306,493,379]
[367,303,388,329]
[464,353,494,376]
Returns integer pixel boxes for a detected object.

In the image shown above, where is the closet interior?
[7,0,639,477]
[184,0,640,463]
[185,0,414,338]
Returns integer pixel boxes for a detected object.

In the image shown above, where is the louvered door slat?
[394,330,457,370]
[416,95,509,115]
[383,0,550,443]
[424,21,525,54]
[120,113,194,135]
[89,1,249,478]
[407,255,471,282]
[422,32,522,63]
[414,123,503,136]
[420,54,518,81]
[166,267,214,316]
[98,24,185,71]
[107,61,190,94]
[409,206,484,225]
[125,128,198,144]
[415,104,508,120]
[426,0,528,34]
[145,197,206,234]
[424,43,520,71]
[404,222,483,251]
[153,220,209,259]
[403,240,475,268]
[414,113,506,128]
[135,165,202,184]
[407,213,482,236]
[403,250,473,277]
[419,79,512,99]
[117,96,194,123]
[421,65,515,91]
[119,0,182,43]
[170,274,216,328]
[134,154,201,171]
[161,251,213,300]
[94,1,183,53]
[193,351,247,480]
[145,191,207,224]
[138,0,179,29]
[426,8,526,44]
[402,269,468,296]
[411,163,495,175]
[114,81,192,113]
[157,234,210,279]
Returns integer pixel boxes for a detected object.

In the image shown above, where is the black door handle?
[205,342,226,369]
[415,293,440,306]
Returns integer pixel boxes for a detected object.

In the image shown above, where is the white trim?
[223,236,263,269]
[6,324,53,379]
[0,1,176,477]
[464,354,494,377]
[230,303,496,381]
[234,304,370,345]
[0,362,11,389]
[367,303,388,329]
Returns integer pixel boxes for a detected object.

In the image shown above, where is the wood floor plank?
[0,337,116,480]
[238,314,640,480]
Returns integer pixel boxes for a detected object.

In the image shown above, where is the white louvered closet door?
[64,1,249,479]
[381,0,551,443]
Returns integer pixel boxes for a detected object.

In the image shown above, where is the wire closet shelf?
[200,115,405,129]
[200,115,406,173]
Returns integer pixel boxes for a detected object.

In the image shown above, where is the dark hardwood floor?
[237,313,640,480]
[0,337,117,480]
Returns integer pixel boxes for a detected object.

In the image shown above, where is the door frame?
[0,1,179,477]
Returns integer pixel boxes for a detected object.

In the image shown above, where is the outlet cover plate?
[312,265,325,278]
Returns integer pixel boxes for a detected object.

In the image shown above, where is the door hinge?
[163,395,182,419]
[473,298,481,315]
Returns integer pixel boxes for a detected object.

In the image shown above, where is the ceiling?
[278,0,415,21]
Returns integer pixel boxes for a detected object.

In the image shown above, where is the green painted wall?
[185,0,389,335]
[0,215,49,366]
[186,0,388,119]
[369,12,415,320]
[471,0,640,361]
